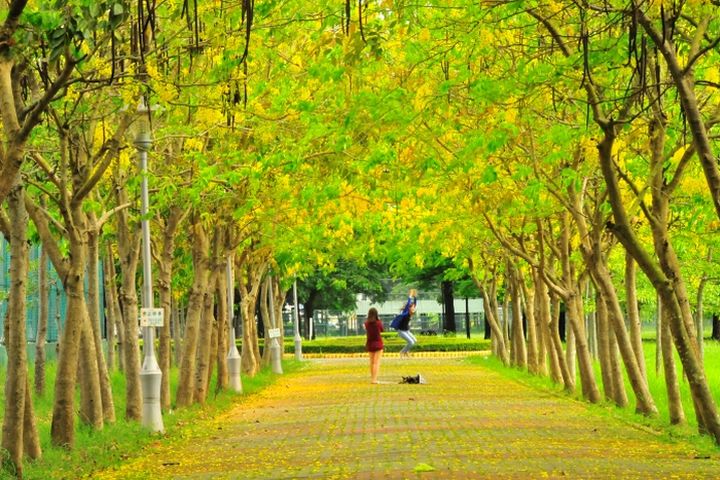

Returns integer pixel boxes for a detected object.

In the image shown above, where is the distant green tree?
[398,254,480,333]
[297,260,389,338]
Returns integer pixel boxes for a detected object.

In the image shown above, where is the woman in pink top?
[364,307,384,384]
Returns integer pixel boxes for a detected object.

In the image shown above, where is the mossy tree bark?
[104,245,125,373]
[518,269,539,374]
[1,181,41,475]
[194,270,218,405]
[215,268,229,391]
[625,255,646,379]
[468,260,509,365]
[35,243,49,396]
[27,194,104,443]
[237,246,268,376]
[176,218,210,408]
[156,205,188,411]
[115,175,142,421]
[87,211,115,424]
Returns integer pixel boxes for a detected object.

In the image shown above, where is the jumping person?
[394,288,418,357]
[364,307,384,384]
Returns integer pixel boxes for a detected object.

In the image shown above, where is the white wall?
[355,297,484,317]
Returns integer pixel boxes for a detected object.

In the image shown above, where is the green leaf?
[413,463,435,473]
[480,165,497,184]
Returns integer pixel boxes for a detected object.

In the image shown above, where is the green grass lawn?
[638,340,720,429]
[469,339,720,452]
[0,360,303,480]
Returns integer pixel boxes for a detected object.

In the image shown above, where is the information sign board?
[140,308,164,327]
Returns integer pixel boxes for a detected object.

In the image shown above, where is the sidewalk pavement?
[96,354,720,479]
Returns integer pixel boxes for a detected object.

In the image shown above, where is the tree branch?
[95,203,132,231]
[74,112,133,202]
[24,193,69,281]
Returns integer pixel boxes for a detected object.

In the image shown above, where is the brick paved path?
[97,355,720,479]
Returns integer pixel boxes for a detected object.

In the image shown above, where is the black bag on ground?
[400,374,426,384]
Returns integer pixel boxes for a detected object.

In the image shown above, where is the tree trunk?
[656,297,662,375]
[78,309,103,428]
[63,235,105,429]
[206,307,219,396]
[241,296,260,375]
[157,206,185,411]
[471,272,510,365]
[593,262,655,413]
[660,303,685,424]
[260,281,269,366]
[532,270,552,379]
[608,321,628,408]
[567,292,600,403]
[519,271,538,374]
[599,125,720,441]
[585,284,597,361]
[176,220,210,408]
[104,247,125,374]
[509,266,527,368]
[500,293,509,352]
[193,272,217,404]
[481,284,509,365]
[647,114,710,431]
[696,250,709,360]
[625,254,646,379]
[256,295,265,343]
[712,313,720,341]
[34,244,49,396]
[117,237,142,420]
[549,294,573,390]
[272,277,286,361]
[26,193,104,444]
[115,175,143,421]
[87,219,115,423]
[173,298,183,367]
[441,280,456,332]
[22,375,41,460]
[103,255,116,373]
[50,246,95,446]
[157,254,173,411]
[532,275,548,376]
[565,176,653,412]
[215,271,229,391]
[54,287,63,354]
[565,318,577,391]
[236,253,267,377]
[558,304,566,342]
[2,183,41,473]
[596,288,615,402]
[663,288,717,435]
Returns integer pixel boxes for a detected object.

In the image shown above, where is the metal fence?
[281,310,486,337]
[0,238,105,343]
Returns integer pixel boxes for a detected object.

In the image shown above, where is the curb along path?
[96,355,720,479]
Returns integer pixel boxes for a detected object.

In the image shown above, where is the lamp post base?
[270,339,283,374]
[294,334,303,361]
[227,351,243,393]
[140,360,164,433]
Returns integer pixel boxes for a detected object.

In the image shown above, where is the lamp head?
[134,97,152,150]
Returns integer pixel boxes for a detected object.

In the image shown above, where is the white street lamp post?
[136,98,163,432]
[226,255,243,392]
[293,280,302,361]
